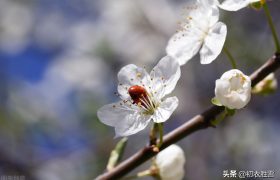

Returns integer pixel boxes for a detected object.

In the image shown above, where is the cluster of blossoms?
[98,0,256,138]
[97,0,275,179]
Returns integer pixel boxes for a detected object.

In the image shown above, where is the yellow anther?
[136,73,142,78]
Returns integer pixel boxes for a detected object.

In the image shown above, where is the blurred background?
[0,0,279,179]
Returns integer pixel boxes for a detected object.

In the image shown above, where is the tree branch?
[96,53,280,180]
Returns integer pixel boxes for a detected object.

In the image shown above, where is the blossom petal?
[166,32,202,65]
[97,102,134,126]
[153,96,178,123]
[114,113,151,137]
[224,91,251,109]
[97,102,151,137]
[218,0,258,11]
[198,0,220,26]
[151,56,181,97]
[189,0,220,27]
[215,79,231,98]
[117,64,150,99]
[200,22,227,64]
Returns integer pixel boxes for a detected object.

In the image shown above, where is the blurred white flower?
[218,0,260,11]
[252,73,277,95]
[156,144,185,180]
[100,0,177,64]
[166,0,227,65]
[97,56,180,137]
[34,11,70,49]
[8,53,109,122]
[215,69,251,109]
[35,149,91,180]
[48,54,108,92]
[34,10,104,53]
[0,1,33,53]
[68,22,101,54]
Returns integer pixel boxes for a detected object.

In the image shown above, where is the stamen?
[175,3,208,41]
[136,73,142,78]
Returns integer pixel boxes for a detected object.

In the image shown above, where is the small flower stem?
[223,47,237,69]
[137,170,152,177]
[263,2,280,53]
[149,123,158,146]
[210,107,235,126]
[157,123,164,148]
[210,109,227,126]
[121,170,151,180]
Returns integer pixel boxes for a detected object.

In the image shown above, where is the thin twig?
[96,53,280,180]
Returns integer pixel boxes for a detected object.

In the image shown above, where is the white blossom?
[97,56,180,137]
[166,0,227,65]
[155,144,185,180]
[218,0,260,11]
[215,69,251,109]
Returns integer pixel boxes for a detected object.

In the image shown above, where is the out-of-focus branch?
[96,53,280,180]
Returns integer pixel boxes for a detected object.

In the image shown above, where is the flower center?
[230,74,246,92]
[128,85,149,108]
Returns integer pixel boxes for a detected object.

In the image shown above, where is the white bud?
[215,69,251,109]
[155,144,185,180]
[252,73,277,95]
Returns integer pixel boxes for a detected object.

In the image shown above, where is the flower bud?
[215,69,251,109]
[155,144,185,180]
[252,73,277,95]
